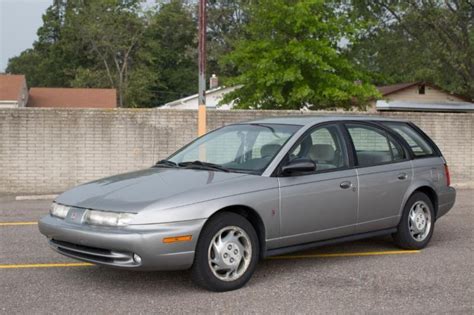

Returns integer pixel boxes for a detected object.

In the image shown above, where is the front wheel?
[191,212,259,292]
[393,192,435,250]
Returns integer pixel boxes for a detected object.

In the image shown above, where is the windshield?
[166,123,301,174]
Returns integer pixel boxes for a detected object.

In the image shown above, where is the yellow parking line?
[270,250,420,260]
[0,251,419,269]
[0,221,38,226]
[0,263,93,269]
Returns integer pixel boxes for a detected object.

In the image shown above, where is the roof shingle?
[377,82,418,96]
[0,74,26,101]
[28,87,117,108]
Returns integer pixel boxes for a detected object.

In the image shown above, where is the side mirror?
[281,159,316,175]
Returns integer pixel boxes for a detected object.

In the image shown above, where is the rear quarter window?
[346,124,405,167]
[383,122,436,157]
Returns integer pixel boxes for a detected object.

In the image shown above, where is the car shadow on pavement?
[62,235,401,293]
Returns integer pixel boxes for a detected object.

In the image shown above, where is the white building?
[162,86,239,110]
[374,82,474,112]
[163,81,474,112]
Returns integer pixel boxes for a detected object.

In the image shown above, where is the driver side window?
[289,125,348,171]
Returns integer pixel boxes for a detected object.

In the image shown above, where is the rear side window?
[383,123,435,157]
[346,124,405,167]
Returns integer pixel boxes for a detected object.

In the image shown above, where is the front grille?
[50,239,136,266]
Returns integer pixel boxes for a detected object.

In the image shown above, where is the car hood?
[55,167,251,212]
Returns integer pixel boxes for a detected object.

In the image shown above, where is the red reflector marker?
[444,164,451,186]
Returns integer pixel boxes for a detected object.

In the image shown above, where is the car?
[38,115,456,291]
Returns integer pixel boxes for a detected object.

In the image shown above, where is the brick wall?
[0,108,472,194]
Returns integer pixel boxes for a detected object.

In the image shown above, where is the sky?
[0,0,51,72]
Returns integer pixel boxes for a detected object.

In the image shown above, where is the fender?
[397,179,438,224]
[134,186,280,241]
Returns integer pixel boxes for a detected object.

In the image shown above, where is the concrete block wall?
[0,108,472,194]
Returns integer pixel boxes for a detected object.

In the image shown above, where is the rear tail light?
[444,163,451,186]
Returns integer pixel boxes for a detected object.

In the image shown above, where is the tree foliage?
[5,0,474,107]
[348,0,474,100]
[6,0,87,88]
[70,0,149,107]
[6,0,151,107]
[206,0,252,80]
[145,0,197,106]
[221,0,379,110]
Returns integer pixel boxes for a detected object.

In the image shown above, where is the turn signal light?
[163,235,192,244]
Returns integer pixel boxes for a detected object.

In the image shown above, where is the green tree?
[221,0,379,110]
[6,0,87,87]
[145,0,197,106]
[7,0,155,107]
[6,49,47,87]
[206,0,252,80]
[349,0,474,100]
[69,0,149,107]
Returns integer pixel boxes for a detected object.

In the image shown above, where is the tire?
[393,192,435,250]
[191,212,259,292]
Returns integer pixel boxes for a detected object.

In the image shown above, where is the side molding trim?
[264,228,397,258]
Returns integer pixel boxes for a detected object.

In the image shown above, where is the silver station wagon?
[39,116,456,291]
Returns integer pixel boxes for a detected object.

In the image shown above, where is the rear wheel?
[393,192,435,250]
[191,212,259,292]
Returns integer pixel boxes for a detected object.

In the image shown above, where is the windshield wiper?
[178,161,230,173]
[154,159,179,168]
[250,123,282,139]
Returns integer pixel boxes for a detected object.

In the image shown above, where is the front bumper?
[38,215,206,271]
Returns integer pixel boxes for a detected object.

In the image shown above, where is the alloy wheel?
[408,200,432,242]
[208,226,252,282]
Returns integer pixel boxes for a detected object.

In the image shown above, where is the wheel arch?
[412,186,439,218]
[401,184,439,219]
[207,205,266,259]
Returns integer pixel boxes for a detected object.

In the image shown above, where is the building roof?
[377,82,418,96]
[376,100,474,112]
[163,86,239,108]
[248,115,405,126]
[0,74,26,101]
[28,88,117,108]
[377,81,472,102]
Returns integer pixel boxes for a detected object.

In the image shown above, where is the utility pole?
[197,0,207,136]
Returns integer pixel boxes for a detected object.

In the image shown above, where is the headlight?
[50,203,70,219]
[84,210,135,227]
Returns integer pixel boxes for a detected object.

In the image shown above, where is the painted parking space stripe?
[0,250,420,269]
[0,221,38,226]
[270,250,420,260]
[0,263,93,269]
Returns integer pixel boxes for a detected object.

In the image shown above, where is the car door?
[344,122,412,233]
[277,123,358,248]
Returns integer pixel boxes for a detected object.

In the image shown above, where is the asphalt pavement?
[0,190,472,314]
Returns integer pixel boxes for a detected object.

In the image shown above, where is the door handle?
[398,173,408,180]
[340,181,352,189]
